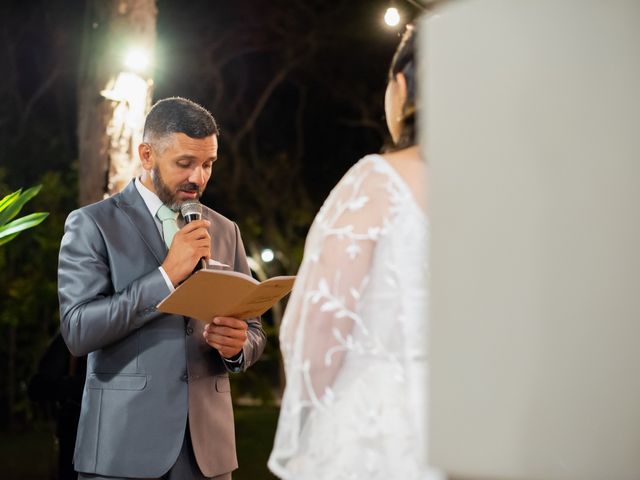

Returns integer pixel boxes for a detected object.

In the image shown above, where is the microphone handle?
[192,257,207,274]
[183,212,207,273]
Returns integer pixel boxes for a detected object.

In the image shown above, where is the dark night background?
[0,0,422,477]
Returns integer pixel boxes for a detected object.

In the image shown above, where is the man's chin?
[166,192,201,211]
[164,200,181,212]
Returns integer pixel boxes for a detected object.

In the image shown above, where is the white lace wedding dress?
[269,154,432,480]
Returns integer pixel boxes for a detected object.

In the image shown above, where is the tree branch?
[17,67,62,140]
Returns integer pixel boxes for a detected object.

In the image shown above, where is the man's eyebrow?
[173,155,217,162]
[174,155,198,162]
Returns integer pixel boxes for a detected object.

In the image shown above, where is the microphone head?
[180,200,203,223]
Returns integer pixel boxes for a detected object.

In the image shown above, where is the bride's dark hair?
[388,24,417,150]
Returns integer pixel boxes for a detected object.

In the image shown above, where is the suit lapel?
[115,180,167,265]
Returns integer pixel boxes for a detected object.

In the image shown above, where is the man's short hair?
[143,97,219,148]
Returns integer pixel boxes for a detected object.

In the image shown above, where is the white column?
[422,1,640,479]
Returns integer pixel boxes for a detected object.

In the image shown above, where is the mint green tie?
[156,205,179,248]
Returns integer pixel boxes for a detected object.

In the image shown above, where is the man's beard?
[152,166,202,211]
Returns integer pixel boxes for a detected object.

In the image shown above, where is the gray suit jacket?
[58,180,266,478]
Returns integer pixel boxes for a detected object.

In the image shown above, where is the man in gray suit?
[58,97,267,479]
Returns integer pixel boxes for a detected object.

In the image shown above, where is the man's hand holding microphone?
[161,200,248,361]
[161,200,210,288]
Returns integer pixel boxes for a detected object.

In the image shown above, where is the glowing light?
[124,48,151,72]
[384,7,401,27]
[100,72,148,103]
[261,248,275,263]
[100,71,152,196]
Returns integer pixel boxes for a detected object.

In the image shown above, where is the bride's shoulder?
[337,153,411,187]
[315,155,396,221]
[320,150,426,218]
[348,150,425,186]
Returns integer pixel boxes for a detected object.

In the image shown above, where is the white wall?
[423,1,640,479]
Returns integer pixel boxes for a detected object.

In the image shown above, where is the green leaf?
[0,232,19,246]
[0,185,43,227]
[0,212,49,239]
[0,189,21,213]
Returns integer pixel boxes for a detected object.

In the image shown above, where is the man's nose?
[189,166,206,186]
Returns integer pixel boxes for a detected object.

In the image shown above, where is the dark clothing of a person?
[28,332,86,480]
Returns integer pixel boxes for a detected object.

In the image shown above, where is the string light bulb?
[261,248,275,263]
[384,6,401,27]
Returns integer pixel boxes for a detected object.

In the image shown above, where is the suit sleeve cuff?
[158,266,175,292]
[222,351,244,372]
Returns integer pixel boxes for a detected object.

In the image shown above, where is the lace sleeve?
[278,156,403,402]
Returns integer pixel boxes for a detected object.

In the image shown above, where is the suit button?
[186,326,194,335]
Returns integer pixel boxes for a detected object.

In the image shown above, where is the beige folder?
[157,270,295,321]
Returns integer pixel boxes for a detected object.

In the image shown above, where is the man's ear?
[138,143,153,170]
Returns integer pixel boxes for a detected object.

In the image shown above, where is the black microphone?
[180,200,207,272]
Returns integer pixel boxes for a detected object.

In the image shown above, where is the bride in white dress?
[269,24,432,480]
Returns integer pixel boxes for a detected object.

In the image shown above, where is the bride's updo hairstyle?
[388,24,417,150]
